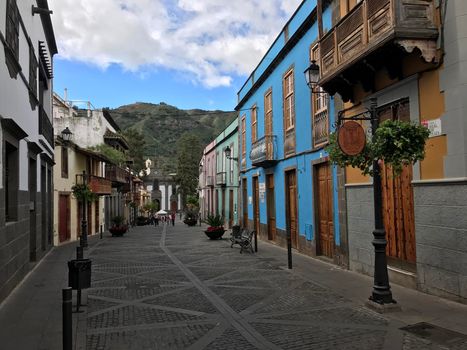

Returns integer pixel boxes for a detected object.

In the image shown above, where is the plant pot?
[204,229,226,240]
[184,218,198,226]
[109,225,128,237]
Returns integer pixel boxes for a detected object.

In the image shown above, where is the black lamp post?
[61,127,73,142]
[224,146,238,161]
[305,62,395,306]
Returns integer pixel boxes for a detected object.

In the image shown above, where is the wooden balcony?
[318,0,438,101]
[250,135,278,168]
[88,175,112,195]
[216,172,226,186]
[39,105,53,147]
[206,175,214,187]
[105,164,130,184]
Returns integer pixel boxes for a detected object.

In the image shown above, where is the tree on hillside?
[175,133,203,207]
[122,128,147,176]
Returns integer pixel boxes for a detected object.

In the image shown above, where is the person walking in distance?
[171,212,175,226]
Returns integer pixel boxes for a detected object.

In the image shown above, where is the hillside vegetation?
[110,102,237,173]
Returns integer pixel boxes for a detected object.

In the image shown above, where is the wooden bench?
[230,229,255,254]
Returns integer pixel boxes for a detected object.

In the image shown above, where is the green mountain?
[110,102,237,173]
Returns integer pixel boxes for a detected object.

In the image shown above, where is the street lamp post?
[80,170,88,248]
[304,62,395,306]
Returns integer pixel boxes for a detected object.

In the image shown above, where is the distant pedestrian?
[179,211,182,220]
[171,212,175,226]
[154,215,159,226]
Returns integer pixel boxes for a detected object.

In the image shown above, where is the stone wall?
[346,184,375,276]
[414,181,467,303]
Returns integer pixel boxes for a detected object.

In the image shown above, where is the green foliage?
[110,102,236,176]
[175,133,203,201]
[204,214,224,227]
[326,120,430,176]
[90,143,126,166]
[122,128,147,176]
[71,184,97,202]
[111,215,125,227]
[186,195,199,208]
[143,201,157,214]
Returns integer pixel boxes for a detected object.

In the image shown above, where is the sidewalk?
[0,222,466,349]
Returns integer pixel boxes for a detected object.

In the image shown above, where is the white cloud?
[49,0,302,88]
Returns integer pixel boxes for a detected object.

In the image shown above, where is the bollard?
[76,246,83,260]
[62,287,72,350]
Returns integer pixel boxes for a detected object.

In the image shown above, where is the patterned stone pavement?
[75,223,467,350]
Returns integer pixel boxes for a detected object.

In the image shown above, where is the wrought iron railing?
[250,135,277,166]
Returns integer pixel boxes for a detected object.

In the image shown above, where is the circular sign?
[337,121,366,156]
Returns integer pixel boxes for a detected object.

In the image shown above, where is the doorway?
[285,170,298,249]
[266,174,276,240]
[315,162,334,258]
[242,178,248,228]
[29,157,37,262]
[58,194,71,243]
[228,190,234,228]
[252,177,260,236]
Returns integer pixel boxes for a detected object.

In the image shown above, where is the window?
[241,115,246,159]
[61,146,68,178]
[311,46,329,147]
[5,0,19,60]
[29,43,38,100]
[251,105,257,143]
[229,143,234,184]
[264,89,273,135]
[283,69,295,131]
[5,141,19,222]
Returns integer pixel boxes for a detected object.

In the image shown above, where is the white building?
[0,0,57,302]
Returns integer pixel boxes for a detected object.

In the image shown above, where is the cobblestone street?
[71,223,467,350]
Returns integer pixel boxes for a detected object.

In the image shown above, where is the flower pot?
[109,225,128,237]
[184,218,198,226]
[204,229,226,240]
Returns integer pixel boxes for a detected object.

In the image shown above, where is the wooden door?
[378,98,416,264]
[252,177,260,234]
[285,170,298,248]
[29,157,37,261]
[266,174,276,240]
[59,194,71,243]
[242,178,248,228]
[381,164,416,263]
[95,200,99,234]
[316,163,334,258]
[228,190,234,228]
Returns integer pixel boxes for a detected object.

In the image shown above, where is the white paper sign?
[422,119,442,138]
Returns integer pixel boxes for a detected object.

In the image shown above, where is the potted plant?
[183,213,198,226]
[136,215,149,226]
[204,214,225,240]
[109,215,128,236]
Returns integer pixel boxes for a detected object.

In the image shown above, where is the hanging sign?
[337,121,366,156]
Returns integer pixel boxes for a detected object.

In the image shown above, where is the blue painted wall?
[237,0,340,247]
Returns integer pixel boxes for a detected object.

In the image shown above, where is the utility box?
[68,259,92,290]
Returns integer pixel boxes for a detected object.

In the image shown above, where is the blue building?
[236,0,346,266]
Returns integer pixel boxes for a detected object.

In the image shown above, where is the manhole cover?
[400,322,467,347]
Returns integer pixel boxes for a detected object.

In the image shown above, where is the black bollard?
[62,288,72,350]
[76,246,83,260]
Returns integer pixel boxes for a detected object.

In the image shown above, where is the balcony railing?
[216,172,226,186]
[318,0,438,96]
[250,135,277,168]
[206,175,214,187]
[88,175,112,195]
[39,105,53,147]
[313,110,329,147]
[105,164,130,184]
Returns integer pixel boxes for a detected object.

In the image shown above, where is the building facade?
[0,0,57,302]
[200,140,217,220]
[52,93,133,240]
[214,119,239,228]
[236,0,345,264]
[312,0,466,303]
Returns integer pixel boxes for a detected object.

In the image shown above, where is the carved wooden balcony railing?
[318,0,438,101]
[313,110,329,148]
[216,172,227,186]
[88,175,112,195]
[250,135,278,168]
[105,164,130,184]
[39,105,54,147]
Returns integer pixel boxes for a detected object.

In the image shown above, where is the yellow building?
[314,0,466,302]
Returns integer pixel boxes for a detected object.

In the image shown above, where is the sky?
[49,0,303,111]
